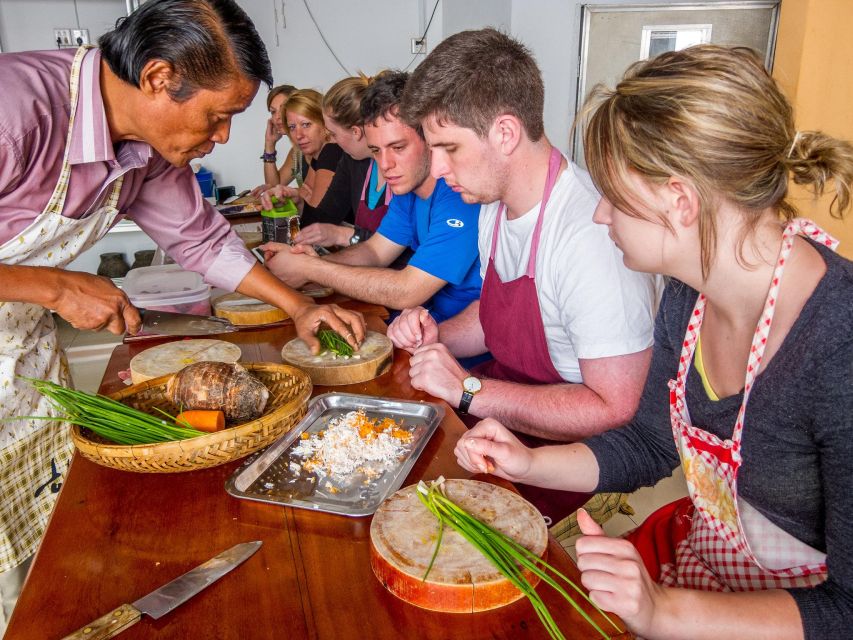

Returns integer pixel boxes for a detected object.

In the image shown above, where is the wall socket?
[53,29,72,46]
[411,37,427,54]
[71,29,90,45]
[53,28,89,47]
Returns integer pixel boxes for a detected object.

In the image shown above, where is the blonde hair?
[323,74,375,129]
[284,88,325,126]
[580,45,853,277]
[266,84,296,110]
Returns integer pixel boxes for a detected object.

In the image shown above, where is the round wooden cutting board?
[280,330,393,386]
[300,284,334,298]
[370,479,548,613]
[212,292,288,326]
[128,339,242,384]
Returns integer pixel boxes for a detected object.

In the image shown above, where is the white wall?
[0,0,750,190]
[0,0,125,53]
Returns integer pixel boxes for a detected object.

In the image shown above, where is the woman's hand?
[575,509,663,637]
[291,303,366,354]
[294,223,352,248]
[454,418,534,482]
[260,185,301,210]
[264,117,282,147]
[387,307,438,353]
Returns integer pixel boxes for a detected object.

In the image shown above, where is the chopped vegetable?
[417,477,621,640]
[19,377,203,445]
[176,409,225,433]
[317,329,354,357]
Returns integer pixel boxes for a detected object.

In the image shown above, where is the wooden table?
[7,311,630,640]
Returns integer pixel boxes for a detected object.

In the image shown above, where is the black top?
[585,241,853,638]
[301,143,343,227]
[313,155,369,226]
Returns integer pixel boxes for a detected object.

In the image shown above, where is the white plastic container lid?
[123,264,210,307]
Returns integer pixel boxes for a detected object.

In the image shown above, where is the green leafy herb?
[417,477,621,640]
[318,329,354,357]
[18,377,204,445]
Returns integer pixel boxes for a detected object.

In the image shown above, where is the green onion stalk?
[417,477,622,640]
[317,329,354,357]
[16,377,204,445]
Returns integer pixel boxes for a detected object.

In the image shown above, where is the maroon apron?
[470,147,592,523]
[355,159,391,233]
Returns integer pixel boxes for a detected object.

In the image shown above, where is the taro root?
[166,362,269,422]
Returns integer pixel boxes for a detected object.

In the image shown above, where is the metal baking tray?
[225,393,444,517]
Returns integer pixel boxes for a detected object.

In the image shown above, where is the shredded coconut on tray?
[291,409,412,477]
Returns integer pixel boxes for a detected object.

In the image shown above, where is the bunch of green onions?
[417,477,621,640]
[21,377,203,445]
[318,329,354,357]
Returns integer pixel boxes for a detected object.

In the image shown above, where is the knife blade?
[136,308,238,337]
[61,541,262,640]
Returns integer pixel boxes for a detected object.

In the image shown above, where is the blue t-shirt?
[377,178,482,322]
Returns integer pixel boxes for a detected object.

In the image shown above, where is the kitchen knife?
[62,540,262,639]
[136,308,238,337]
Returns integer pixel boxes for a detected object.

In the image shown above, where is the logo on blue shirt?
[446,219,464,228]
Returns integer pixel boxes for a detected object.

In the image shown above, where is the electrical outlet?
[53,29,72,46]
[71,28,90,46]
[411,37,427,55]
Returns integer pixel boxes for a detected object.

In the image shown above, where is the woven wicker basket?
[71,362,312,473]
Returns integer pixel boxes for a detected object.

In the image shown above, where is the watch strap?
[459,390,475,415]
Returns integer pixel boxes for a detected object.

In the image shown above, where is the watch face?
[463,376,481,393]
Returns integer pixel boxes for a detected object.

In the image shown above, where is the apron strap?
[43,46,90,217]
[672,218,838,452]
[489,147,564,277]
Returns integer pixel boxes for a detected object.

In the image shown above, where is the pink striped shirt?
[0,48,254,291]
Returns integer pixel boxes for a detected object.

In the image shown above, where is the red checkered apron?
[631,219,836,592]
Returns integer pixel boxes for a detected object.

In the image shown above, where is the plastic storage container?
[123,264,211,315]
[194,167,215,198]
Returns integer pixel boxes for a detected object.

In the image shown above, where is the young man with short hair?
[392,28,659,445]
[263,71,482,323]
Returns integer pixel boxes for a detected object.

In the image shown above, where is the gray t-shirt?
[585,241,853,638]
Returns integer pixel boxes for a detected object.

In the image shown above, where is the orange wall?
[773,0,853,257]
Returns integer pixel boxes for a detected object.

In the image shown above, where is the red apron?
[355,159,390,233]
[628,219,834,591]
[470,147,591,523]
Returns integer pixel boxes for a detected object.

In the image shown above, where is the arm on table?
[410,343,651,440]
[0,265,140,334]
[264,234,449,310]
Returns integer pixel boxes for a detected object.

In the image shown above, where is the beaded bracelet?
[260,151,277,163]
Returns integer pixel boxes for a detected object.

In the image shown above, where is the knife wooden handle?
[61,604,142,640]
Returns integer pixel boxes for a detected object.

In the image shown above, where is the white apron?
[660,219,835,591]
[0,47,125,571]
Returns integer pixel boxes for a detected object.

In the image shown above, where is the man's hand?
[294,223,352,248]
[52,271,141,335]
[454,418,533,481]
[291,303,366,354]
[260,242,315,288]
[576,509,662,637]
[387,307,438,353]
[408,343,468,406]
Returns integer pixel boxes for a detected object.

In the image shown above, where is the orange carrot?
[176,409,225,433]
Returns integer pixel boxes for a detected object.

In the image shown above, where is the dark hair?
[401,28,544,141]
[99,0,272,102]
[266,84,297,111]
[360,70,422,137]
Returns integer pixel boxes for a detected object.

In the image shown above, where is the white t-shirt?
[478,161,659,383]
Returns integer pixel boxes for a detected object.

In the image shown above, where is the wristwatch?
[349,228,363,245]
[458,376,482,415]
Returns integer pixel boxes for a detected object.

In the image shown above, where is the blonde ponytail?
[784,130,853,219]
